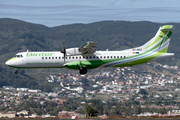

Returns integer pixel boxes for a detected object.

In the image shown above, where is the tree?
[134,105,141,115]
[139,89,148,95]
[85,105,98,117]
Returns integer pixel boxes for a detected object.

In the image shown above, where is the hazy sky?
[0,0,180,27]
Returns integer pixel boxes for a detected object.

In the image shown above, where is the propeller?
[59,42,62,52]
[63,40,66,55]
[59,40,66,62]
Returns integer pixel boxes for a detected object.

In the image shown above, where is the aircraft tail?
[141,25,174,53]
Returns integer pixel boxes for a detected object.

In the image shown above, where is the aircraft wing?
[78,41,97,54]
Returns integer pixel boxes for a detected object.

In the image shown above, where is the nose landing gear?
[15,71,18,74]
[15,68,18,74]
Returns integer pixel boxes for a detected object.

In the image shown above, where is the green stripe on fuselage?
[65,58,126,70]
[114,47,168,67]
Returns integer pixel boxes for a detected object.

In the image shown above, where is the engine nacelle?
[66,48,81,55]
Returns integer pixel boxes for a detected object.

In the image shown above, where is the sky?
[0,0,180,27]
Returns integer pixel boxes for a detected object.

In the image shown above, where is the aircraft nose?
[5,60,11,66]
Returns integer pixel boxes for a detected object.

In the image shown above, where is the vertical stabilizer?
[141,25,174,53]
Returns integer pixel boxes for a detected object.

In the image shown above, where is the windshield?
[14,54,23,58]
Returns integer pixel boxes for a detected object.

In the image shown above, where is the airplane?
[5,25,174,75]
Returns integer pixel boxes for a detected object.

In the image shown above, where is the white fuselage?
[5,49,174,70]
[6,50,131,68]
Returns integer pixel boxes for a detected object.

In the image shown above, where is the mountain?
[0,18,180,90]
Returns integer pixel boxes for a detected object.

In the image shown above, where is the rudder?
[158,25,174,53]
[141,25,174,53]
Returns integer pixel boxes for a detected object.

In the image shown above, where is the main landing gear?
[79,67,87,75]
[77,64,87,75]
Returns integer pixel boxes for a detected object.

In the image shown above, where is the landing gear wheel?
[79,67,87,75]
[15,71,18,74]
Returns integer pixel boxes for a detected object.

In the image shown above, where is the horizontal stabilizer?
[161,27,174,31]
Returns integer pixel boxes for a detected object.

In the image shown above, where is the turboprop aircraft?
[5,25,174,74]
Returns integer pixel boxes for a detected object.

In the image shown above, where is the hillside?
[0,18,180,90]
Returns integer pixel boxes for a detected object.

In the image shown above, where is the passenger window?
[49,57,51,59]
[107,56,109,58]
[83,56,85,59]
[117,56,119,58]
[86,56,88,59]
[62,57,64,59]
[56,57,57,59]
[66,57,67,59]
[100,56,102,59]
[104,56,106,59]
[69,57,71,59]
[90,56,92,59]
[42,57,44,59]
[52,57,54,59]
[59,57,61,59]
[45,57,47,59]
[79,57,81,59]
[111,56,113,58]
[124,56,126,58]
[72,57,74,59]
[93,56,95,59]
[121,56,122,58]
[21,55,23,57]
[97,56,99,59]
[114,56,116,58]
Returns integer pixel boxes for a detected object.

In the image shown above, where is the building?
[3,86,15,90]
[58,111,79,118]
[17,88,28,91]
[48,93,58,97]
[68,93,80,97]
[0,111,16,118]
[28,89,41,93]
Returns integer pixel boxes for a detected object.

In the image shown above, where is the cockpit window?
[14,54,23,58]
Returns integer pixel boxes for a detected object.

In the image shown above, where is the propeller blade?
[63,40,65,52]
[64,54,66,63]
[59,42,62,52]
[63,40,66,62]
